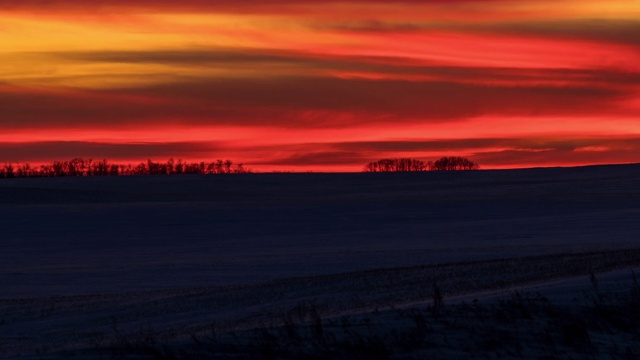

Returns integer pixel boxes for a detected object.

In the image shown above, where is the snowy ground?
[1,164,640,358]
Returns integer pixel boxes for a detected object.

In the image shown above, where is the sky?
[1,0,640,172]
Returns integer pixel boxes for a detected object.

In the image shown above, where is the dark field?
[2,165,640,358]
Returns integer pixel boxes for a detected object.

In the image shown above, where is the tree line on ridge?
[363,157,479,172]
[0,156,479,178]
[0,158,250,178]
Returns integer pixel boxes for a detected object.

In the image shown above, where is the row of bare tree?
[0,158,250,178]
[364,157,479,172]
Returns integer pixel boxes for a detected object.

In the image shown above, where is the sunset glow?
[2,1,640,171]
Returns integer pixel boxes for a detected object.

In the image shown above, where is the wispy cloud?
[1,0,639,170]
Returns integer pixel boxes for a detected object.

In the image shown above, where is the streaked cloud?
[1,0,639,171]
[0,141,219,163]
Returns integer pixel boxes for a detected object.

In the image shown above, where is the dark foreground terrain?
[1,164,640,358]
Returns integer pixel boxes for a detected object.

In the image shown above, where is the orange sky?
[1,0,640,171]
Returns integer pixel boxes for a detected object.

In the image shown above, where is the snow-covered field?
[2,165,640,358]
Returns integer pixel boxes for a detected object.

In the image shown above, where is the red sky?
[1,0,640,171]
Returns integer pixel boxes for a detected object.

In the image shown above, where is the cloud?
[323,139,577,153]
[0,69,629,131]
[3,137,640,170]
[242,137,640,167]
[2,1,640,170]
[50,49,640,85]
[0,76,626,131]
[0,141,218,162]
[471,20,640,47]
[310,19,640,46]
[53,49,301,65]
[573,146,611,152]
[0,0,483,11]
[470,137,640,167]
[473,148,640,168]
[254,151,368,166]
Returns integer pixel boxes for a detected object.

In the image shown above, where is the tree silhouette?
[364,157,478,172]
[431,156,479,171]
[364,158,428,172]
[0,158,251,179]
